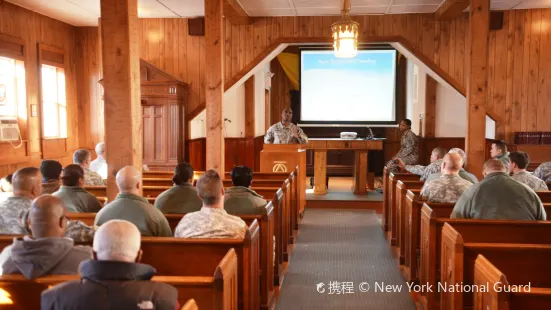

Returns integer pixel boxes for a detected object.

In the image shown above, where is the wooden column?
[264,89,270,132]
[313,150,327,195]
[424,75,437,138]
[244,75,255,137]
[466,0,489,177]
[353,151,368,195]
[100,0,142,200]
[205,0,225,172]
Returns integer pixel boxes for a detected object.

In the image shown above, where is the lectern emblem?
[272,162,288,172]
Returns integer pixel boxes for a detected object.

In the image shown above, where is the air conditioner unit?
[0,118,19,141]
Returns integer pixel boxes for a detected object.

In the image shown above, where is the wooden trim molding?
[0,34,24,60]
[223,0,250,25]
[436,0,469,21]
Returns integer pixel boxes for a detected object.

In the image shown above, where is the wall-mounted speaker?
[490,12,504,31]
[188,18,205,36]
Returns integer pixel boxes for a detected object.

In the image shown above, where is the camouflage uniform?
[0,196,95,242]
[224,187,268,215]
[83,167,106,186]
[495,152,511,173]
[534,162,551,182]
[511,171,549,191]
[264,122,308,144]
[406,159,443,181]
[42,179,61,195]
[420,174,473,203]
[386,129,419,173]
[174,207,247,239]
[425,168,478,184]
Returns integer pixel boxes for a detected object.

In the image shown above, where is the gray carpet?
[275,209,416,310]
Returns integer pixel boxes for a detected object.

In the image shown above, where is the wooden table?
[305,138,384,195]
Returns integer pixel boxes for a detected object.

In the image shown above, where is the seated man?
[95,166,172,237]
[451,159,546,220]
[40,160,62,194]
[425,148,478,183]
[41,220,179,309]
[264,108,308,144]
[490,140,510,172]
[53,164,103,213]
[73,149,106,186]
[509,151,548,191]
[534,161,551,183]
[0,195,93,278]
[154,162,202,214]
[420,153,473,203]
[224,165,268,215]
[396,147,447,180]
[0,167,42,234]
[386,119,419,173]
[89,142,107,179]
[175,169,247,239]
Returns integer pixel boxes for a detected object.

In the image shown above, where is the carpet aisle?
[275,209,416,310]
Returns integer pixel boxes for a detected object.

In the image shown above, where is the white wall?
[406,61,425,135]
[190,63,270,139]
[435,83,467,137]
[486,116,496,139]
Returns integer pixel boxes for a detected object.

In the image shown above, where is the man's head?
[490,140,507,158]
[196,169,224,207]
[483,159,507,176]
[60,164,85,187]
[40,160,62,182]
[508,151,530,173]
[95,142,105,158]
[29,195,67,239]
[399,119,412,131]
[115,166,141,195]
[173,162,194,186]
[230,166,253,188]
[441,153,463,175]
[93,220,142,263]
[448,148,467,167]
[73,149,92,168]
[12,167,42,199]
[430,147,447,163]
[281,108,293,124]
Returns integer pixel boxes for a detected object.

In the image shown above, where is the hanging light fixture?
[332,0,359,58]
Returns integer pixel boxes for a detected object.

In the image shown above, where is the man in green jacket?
[53,164,102,213]
[224,166,268,215]
[155,163,202,214]
[95,166,172,237]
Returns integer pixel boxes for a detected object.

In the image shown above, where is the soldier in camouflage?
[420,153,473,203]
[73,149,106,186]
[490,140,511,173]
[534,162,551,183]
[264,108,308,144]
[425,148,479,184]
[396,147,447,180]
[386,119,419,173]
[509,151,548,191]
[175,169,247,239]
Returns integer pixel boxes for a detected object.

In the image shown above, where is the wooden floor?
[306,177,383,211]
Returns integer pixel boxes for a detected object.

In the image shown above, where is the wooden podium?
[260,144,307,214]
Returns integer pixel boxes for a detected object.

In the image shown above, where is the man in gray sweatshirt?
[0,195,93,279]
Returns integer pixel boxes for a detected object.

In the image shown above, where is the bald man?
[89,142,107,179]
[41,220,179,309]
[0,195,93,279]
[451,159,546,220]
[425,148,478,184]
[94,166,172,237]
[264,108,308,144]
[0,167,42,234]
[420,153,473,203]
[396,147,447,180]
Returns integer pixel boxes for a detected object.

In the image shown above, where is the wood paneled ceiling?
[5,0,551,26]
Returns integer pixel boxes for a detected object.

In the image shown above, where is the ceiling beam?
[435,0,469,20]
[224,0,251,25]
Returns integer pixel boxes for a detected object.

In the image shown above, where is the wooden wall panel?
[0,1,79,176]
[269,58,293,125]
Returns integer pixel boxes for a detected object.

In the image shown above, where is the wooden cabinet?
[140,60,188,171]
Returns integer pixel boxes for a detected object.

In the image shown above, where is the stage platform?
[305,177,383,212]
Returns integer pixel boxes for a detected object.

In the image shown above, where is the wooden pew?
[143,178,173,187]
[83,186,106,197]
[181,299,199,310]
[440,222,551,310]
[527,162,540,172]
[222,179,286,188]
[0,249,238,310]
[395,181,424,265]
[474,255,551,310]
[537,191,551,203]
[382,166,390,231]
[141,185,280,199]
[387,172,420,245]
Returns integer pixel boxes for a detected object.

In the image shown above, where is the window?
[0,56,26,118]
[41,64,66,138]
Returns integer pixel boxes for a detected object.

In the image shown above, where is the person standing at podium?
[264,108,308,144]
[386,119,419,173]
